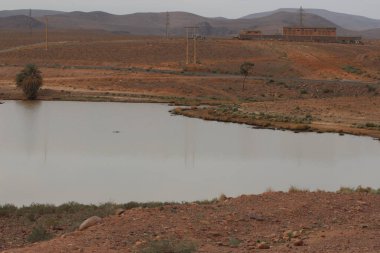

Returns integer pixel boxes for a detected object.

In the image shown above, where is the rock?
[294,239,304,246]
[208,231,222,237]
[115,208,126,216]
[249,213,265,221]
[292,230,301,238]
[257,242,270,249]
[219,194,227,201]
[78,216,102,231]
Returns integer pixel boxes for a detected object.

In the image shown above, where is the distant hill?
[0,9,65,18]
[242,8,380,31]
[358,28,380,39]
[0,9,379,39]
[230,11,342,35]
[0,15,44,30]
[38,11,211,35]
[31,11,349,36]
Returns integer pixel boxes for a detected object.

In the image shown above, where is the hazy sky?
[2,0,380,19]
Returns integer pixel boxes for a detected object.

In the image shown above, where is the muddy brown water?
[0,101,379,206]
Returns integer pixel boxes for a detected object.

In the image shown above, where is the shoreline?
[171,106,380,140]
[1,88,380,141]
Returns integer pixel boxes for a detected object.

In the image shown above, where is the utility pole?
[184,26,199,65]
[193,27,197,64]
[45,16,49,51]
[186,27,189,64]
[165,12,170,38]
[300,6,304,27]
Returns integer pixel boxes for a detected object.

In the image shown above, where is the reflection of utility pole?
[184,26,199,65]
[300,6,304,27]
[45,16,49,51]
[165,12,170,38]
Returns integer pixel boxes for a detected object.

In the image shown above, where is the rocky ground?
[2,192,380,253]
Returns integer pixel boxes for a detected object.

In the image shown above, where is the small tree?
[240,62,255,91]
[16,64,43,100]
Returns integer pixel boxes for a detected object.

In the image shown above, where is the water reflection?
[16,101,43,158]
[0,101,379,206]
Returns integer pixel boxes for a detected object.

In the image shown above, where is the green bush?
[366,85,377,93]
[342,65,363,75]
[0,204,17,217]
[141,239,197,253]
[27,226,52,243]
[16,64,43,100]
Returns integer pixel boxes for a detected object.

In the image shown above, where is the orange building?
[283,27,337,37]
[240,30,262,36]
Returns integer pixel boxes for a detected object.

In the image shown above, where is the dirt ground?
[3,192,380,253]
[1,32,380,252]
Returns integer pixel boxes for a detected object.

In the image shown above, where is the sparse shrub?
[18,204,56,217]
[141,239,197,253]
[366,122,376,128]
[304,114,313,123]
[27,226,52,243]
[342,65,363,75]
[288,186,309,193]
[338,186,380,194]
[0,204,17,217]
[337,187,355,194]
[229,237,241,248]
[355,185,374,193]
[193,198,218,205]
[57,202,86,213]
[26,213,37,222]
[366,84,377,93]
[16,64,43,100]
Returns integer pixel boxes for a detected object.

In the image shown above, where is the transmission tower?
[166,12,170,38]
[299,6,304,27]
[29,9,32,35]
[45,16,49,51]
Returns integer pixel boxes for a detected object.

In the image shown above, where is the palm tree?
[16,64,43,100]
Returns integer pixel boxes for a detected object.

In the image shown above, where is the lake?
[0,101,379,206]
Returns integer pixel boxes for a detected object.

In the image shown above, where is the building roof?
[283,27,336,29]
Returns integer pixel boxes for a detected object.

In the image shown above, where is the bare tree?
[240,62,255,91]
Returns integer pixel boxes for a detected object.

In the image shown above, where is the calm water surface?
[0,101,379,205]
